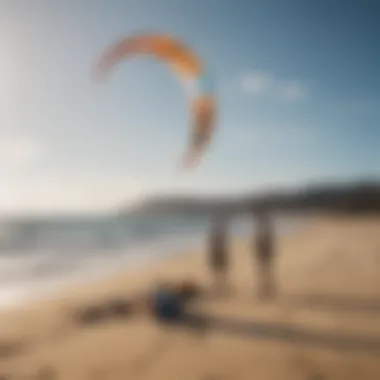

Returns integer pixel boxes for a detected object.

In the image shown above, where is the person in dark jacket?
[254,209,276,299]
[208,216,229,292]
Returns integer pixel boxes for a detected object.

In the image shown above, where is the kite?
[94,32,216,169]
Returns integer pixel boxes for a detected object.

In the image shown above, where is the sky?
[1,0,380,214]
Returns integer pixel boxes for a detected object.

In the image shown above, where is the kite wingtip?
[92,69,106,84]
[181,151,202,170]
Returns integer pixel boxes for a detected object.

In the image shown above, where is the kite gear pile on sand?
[75,279,202,325]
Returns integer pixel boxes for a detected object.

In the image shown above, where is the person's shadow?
[179,310,380,354]
[287,292,380,314]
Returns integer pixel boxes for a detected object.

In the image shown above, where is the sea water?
[0,212,300,308]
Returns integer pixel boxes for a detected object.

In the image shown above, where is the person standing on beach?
[254,209,276,299]
[208,216,229,292]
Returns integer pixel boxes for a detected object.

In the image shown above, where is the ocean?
[0,212,299,308]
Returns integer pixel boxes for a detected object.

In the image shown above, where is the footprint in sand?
[291,354,327,380]
[0,340,28,359]
[34,366,57,380]
[308,374,326,380]
[87,367,108,380]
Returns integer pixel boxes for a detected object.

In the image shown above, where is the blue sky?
[1,0,379,214]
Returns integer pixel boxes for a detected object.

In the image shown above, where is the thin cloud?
[240,70,307,102]
[278,82,307,102]
[240,70,274,95]
[227,124,318,149]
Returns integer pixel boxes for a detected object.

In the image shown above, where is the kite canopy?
[94,32,216,169]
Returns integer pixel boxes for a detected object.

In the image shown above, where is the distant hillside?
[121,180,380,217]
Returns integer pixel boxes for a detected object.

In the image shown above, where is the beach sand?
[1,215,380,380]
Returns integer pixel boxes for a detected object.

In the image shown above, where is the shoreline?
[0,214,304,312]
[0,240,202,313]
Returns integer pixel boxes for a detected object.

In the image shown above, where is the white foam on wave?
[0,214,301,310]
[0,231,205,309]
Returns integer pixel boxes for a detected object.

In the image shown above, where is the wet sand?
[0,216,380,380]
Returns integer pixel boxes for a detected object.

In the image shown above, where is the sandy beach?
[0,215,380,380]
